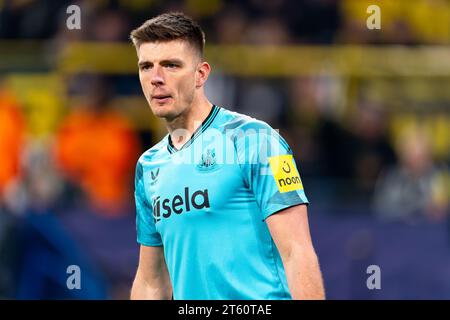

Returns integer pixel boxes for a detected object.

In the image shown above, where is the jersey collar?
[167,104,220,154]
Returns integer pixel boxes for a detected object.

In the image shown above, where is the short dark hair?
[130,12,205,58]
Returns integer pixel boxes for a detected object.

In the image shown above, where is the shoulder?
[218,107,278,137]
[220,107,289,147]
[135,135,168,176]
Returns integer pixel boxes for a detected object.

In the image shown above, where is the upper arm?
[266,204,325,299]
[136,245,168,279]
[132,245,172,299]
[266,204,316,258]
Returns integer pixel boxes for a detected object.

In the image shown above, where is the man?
[130,12,325,300]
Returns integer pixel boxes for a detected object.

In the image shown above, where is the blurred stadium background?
[0,0,449,299]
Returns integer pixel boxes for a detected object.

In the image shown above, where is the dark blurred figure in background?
[297,96,397,207]
[342,99,397,205]
[373,128,449,222]
[286,75,347,172]
[287,86,397,208]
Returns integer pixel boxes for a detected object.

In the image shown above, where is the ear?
[195,61,211,88]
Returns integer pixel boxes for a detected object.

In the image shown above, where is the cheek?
[181,74,196,95]
[139,74,151,98]
[139,72,148,87]
[179,81,195,103]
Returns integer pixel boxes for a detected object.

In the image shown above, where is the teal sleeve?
[234,121,309,220]
[135,161,163,246]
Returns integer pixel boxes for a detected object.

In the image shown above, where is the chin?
[151,106,178,120]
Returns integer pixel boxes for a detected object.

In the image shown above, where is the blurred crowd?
[1,0,450,44]
[0,0,449,299]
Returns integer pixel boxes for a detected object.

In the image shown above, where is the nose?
[150,65,164,86]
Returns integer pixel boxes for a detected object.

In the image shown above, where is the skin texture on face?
[137,40,204,122]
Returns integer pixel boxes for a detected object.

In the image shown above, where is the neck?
[166,95,213,149]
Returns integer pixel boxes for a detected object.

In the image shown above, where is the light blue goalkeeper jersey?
[134,105,309,300]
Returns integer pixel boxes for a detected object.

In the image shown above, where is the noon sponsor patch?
[268,154,303,193]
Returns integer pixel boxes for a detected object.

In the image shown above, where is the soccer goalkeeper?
[129,12,325,300]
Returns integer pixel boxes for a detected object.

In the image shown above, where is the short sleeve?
[234,121,309,220]
[135,160,163,246]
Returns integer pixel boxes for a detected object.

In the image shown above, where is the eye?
[165,63,178,69]
[140,64,151,71]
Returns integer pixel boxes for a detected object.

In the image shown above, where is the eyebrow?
[138,60,150,68]
[138,59,184,67]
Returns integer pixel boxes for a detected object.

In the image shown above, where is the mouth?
[151,94,172,104]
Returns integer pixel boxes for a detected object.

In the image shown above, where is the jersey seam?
[231,127,250,189]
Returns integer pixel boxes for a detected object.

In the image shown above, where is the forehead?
[137,39,196,63]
